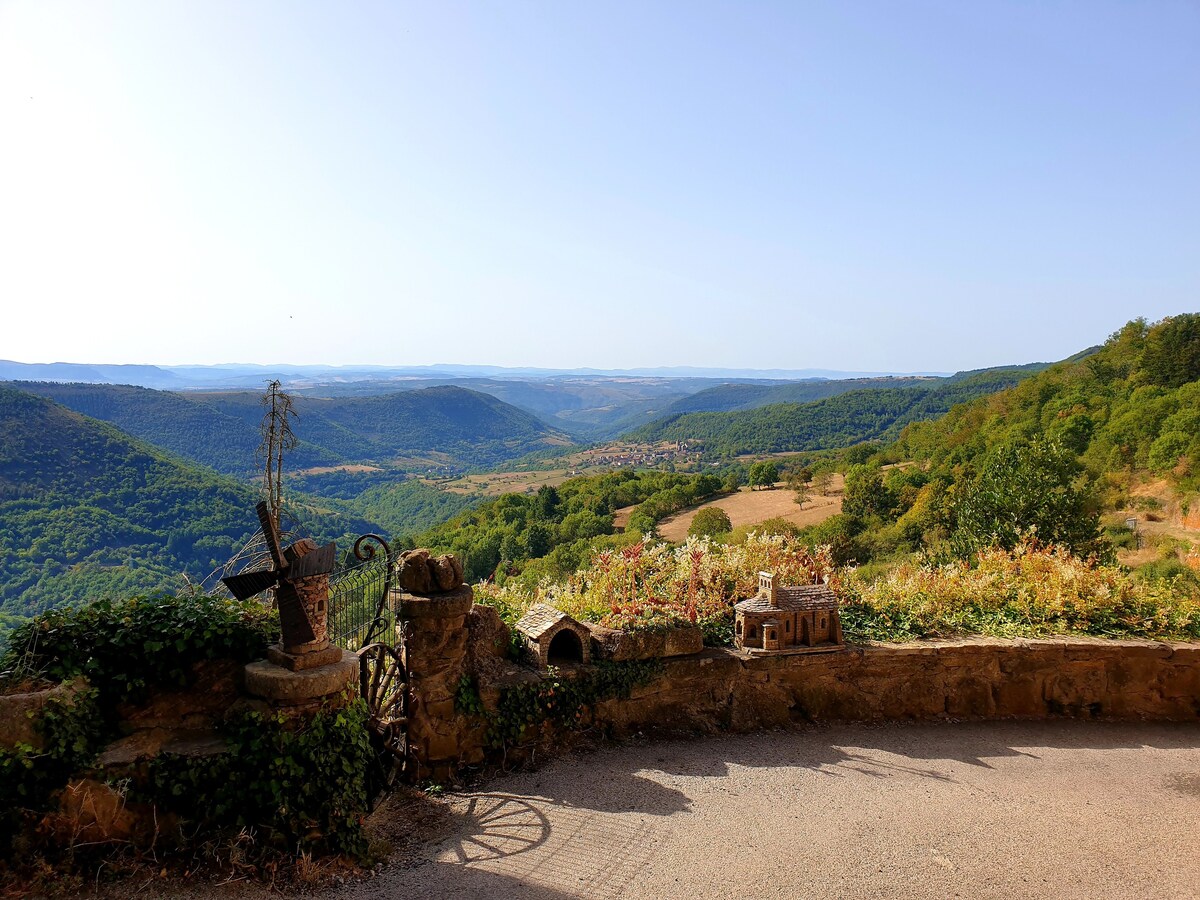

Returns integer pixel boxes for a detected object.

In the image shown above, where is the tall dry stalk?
[258,379,298,529]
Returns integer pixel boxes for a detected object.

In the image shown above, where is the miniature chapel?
[734,572,842,653]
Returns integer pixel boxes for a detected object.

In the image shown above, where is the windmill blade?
[255,501,285,570]
[277,591,318,644]
[222,568,281,601]
[286,542,337,581]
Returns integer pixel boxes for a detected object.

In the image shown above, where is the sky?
[1,1,1197,373]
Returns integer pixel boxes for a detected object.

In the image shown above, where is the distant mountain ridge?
[0,358,950,389]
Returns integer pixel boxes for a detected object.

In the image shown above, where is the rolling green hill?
[791,315,1200,567]
[187,385,568,470]
[0,387,376,635]
[627,368,1040,456]
[11,382,571,477]
[657,376,939,416]
[10,381,341,475]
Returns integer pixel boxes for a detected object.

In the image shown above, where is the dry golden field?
[652,474,845,542]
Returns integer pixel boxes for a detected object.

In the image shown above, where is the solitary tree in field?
[813,470,834,496]
[785,469,811,508]
[259,379,298,529]
[792,481,811,509]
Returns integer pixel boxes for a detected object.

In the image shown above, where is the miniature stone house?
[734,572,842,653]
[513,603,592,668]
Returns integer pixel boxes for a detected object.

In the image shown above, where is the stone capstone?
[267,642,344,672]
[399,584,474,620]
[587,623,705,661]
[243,651,358,704]
[395,549,465,595]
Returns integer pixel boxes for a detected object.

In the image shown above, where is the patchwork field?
[653,475,845,542]
[432,468,582,497]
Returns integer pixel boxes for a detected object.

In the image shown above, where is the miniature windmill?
[223,501,337,654]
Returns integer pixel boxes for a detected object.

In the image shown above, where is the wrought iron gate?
[328,535,411,799]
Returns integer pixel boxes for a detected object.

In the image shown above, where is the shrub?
[475,533,833,640]
[0,594,277,707]
[842,541,1200,642]
[688,507,732,539]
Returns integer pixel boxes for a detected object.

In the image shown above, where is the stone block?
[118,660,241,732]
[0,680,84,750]
[266,643,343,671]
[97,728,227,769]
[588,623,705,661]
[468,605,510,660]
[243,651,357,704]
[54,778,145,846]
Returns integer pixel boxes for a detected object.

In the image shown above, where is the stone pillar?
[399,584,475,781]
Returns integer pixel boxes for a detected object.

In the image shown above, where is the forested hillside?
[799,315,1200,566]
[0,387,375,638]
[417,469,726,582]
[11,381,340,475]
[196,385,567,469]
[12,382,569,476]
[659,376,935,416]
[897,317,1199,486]
[628,368,1038,455]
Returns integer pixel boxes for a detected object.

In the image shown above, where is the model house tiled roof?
[514,603,574,638]
[735,583,838,613]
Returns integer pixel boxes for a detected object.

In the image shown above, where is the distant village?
[570,440,697,473]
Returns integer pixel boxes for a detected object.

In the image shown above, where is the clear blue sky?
[1,1,1197,372]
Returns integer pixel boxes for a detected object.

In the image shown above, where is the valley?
[1,315,1198,648]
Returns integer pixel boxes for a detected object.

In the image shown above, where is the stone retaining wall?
[421,606,1200,778]
[589,638,1200,739]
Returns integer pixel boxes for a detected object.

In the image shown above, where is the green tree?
[747,461,779,490]
[792,482,811,509]
[688,507,733,539]
[952,439,1104,558]
[533,485,560,519]
[812,470,834,496]
[1139,313,1200,389]
[841,465,891,519]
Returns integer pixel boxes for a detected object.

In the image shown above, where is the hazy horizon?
[0,356,957,381]
[2,2,1197,371]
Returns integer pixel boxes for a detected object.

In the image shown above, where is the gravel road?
[339,720,1200,900]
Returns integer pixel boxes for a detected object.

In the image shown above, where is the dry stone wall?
[424,607,1200,779]
[588,638,1200,739]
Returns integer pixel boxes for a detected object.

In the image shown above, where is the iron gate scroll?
[328,535,412,794]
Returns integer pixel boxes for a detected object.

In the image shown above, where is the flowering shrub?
[475,533,833,644]
[476,533,1200,647]
[841,540,1200,642]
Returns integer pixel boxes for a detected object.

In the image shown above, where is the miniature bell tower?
[758,571,778,607]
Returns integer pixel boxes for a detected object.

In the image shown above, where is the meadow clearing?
[646,474,845,541]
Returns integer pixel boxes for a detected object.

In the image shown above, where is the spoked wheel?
[357,642,410,803]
